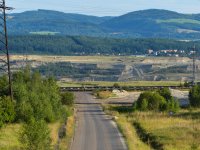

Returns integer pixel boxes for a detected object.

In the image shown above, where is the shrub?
[113,83,120,88]
[158,88,172,100]
[61,92,75,106]
[136,91,152,109]
[136,91,166,111]
[140,98,148,111]
[0,75,9,97]
[20,119,51,150]
[0,96,15,123]
[189,85,200,107]
[158,88,180,112]
[136,91,179,112]
[148,92,166,111]
[166,98,180,112]
[97,91,112,99]
[0,107,3,128]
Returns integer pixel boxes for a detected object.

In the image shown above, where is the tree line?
[0,67,75,149]
[2,35,200,55]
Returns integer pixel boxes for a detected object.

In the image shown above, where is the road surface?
[71,92,127,150]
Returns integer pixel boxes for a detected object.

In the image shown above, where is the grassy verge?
[104,105,200,150]
[0,121,65,150]
[48,122,62,146]
[103,105,150,150]
[116,115,151,150]
[59,115,75,149]
[0,124,22,150]
[58,81,181,87]
[133,111,200,150]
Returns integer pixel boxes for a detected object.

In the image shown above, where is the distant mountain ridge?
[7,9,200,39]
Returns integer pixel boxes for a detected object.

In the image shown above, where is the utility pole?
[0,0,13,100]
[192,45,196,85]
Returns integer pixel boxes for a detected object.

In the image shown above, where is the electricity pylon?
[0,0,13,100]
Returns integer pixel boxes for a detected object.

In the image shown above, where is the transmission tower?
[192,45,196,85]
[0,0,13,100]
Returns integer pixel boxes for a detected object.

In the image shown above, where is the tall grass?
[116,115,151,150]
[59,81,180,87]
[0,121,67,150]
[0,124,22,150]
[59,115,75,149]
[104,105,200,150]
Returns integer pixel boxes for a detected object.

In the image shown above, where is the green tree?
[158,88,172,100]
[0,105,3,128]
[189,85,200,107]
[61,92,75,106]
[148,92,166,111]
[13,69,62,123]
[140,98,148,111]
[166,98,180,112]
[0,75,9,97]
[136,91,152,109]
[113,83,120,88]
[20,119,51,150]
[0,96,15,123]
[136,91,169,111]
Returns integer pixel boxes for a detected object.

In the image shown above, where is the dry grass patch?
[59,115,75,149]
[0,121,63,150]
[117,115,151,150]
[104,105,200,150]
[48,121,61,146]
[59,81,180,88]
[0,124,22,150]
[96,91,115,99]
[130,111,200,150]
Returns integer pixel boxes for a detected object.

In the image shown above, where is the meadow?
[104,105,200,150]
[0,115,75,150]
[58,81,181,87]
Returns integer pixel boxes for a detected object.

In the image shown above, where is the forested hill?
[7,9,200,39]
[7,9,112,36]
[5,35,200,55]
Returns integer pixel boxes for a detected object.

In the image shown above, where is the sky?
[6,0,200,16]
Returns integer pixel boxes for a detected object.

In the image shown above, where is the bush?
[189,85,200,107]
[113,83,120,88]
[158,88,172,100]
[148,92,166,111]
[136,90,179,112]
[166,98,180,112]
[96,91,112,99]
[0,96,15,124]
[136,91,166,111]
[159,88,180,112]
[0,108,3,128]
[0,76,9,97]
[20,119,51,150]
[61,92,75,106]
[140,98,148,111]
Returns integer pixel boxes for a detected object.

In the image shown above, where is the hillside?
[7,9,200,39]
[7,9,112,36]
[3,35,200,55]
[102,9,200,38]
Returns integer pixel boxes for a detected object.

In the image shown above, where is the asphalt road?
[71,92,127,150]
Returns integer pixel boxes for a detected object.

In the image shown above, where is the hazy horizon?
[6,0,200,16]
